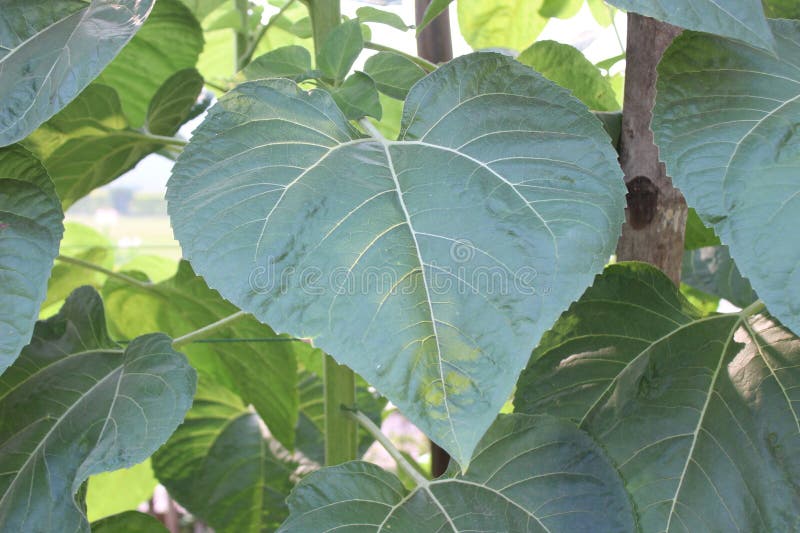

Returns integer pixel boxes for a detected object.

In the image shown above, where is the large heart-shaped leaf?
[103,260,310,449]
[0,145,63,373]
[96,0,204,127]
[606,0,775,51]
[653,20,800,335]
[517,262,800,532]
[0,287,195,533]
[278,414,635,532]
[0,0,155,146]
[153,377,296,533]
[167,52,624,467]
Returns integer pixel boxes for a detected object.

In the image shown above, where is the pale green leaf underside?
[653,20,800,335]
[606,0,775,51]
[168,52,624,467]
[278,414,635,532]
[0,0,155,146]
[0,145,63,373]
[517,263,800,532]
[0,287,196,533]
[153,378,295,533]
[457,0,547,52]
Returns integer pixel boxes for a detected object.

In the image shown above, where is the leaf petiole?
[344,408,429,487]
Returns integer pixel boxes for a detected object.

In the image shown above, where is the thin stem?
[739,299,765,318]
[345,408,429,487]
[358,117,385,140]
[364,41,437,72]
[56,254,152,290]
[119,130,188,147]
[241,0,298,66]
[610,10,625,54]
[172,311,248,349]
[235,0,250,71]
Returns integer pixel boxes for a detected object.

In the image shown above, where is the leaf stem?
[171,311,249,349]
[55,254,153,290]
[120,130,188,147]
[344,408,429,487]
[739,299,765,318]
[364,41,438,72]
[358,117,386,141]
[241,0,298,66]
[235,0,250,71]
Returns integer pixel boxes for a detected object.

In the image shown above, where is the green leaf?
[0,145,63,374]
[682,245,757,308]
[43,222,113,314]
[763,0,800,18]
[0,0,155,146]
[96,0,204,127]
[417,0,453,34]
[330,72,382,120]
[153,377,296,533]
[92,511,168,533]
[102,260,309,450]
[0,287,196,533]
[683,207,720,250]
[458,0,547,51]
[606,0,775,51]
[22,84,163,209]
[588,0,616,27]
[167,53,625,467]
[517,262,800,532]
[680,282,720,316]
[244,45,313,81]
[539,0,582,18]
[356,6,410,31]
[146,68,205,136]
[653,20,800,335]
[594,111,622,149]
[518,40,621,111]
[316,19,363,83]
[86,461,158,521]
[278,414,635,532]
[364,51,427,100]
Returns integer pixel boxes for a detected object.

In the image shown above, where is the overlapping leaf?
[0,0,154,146]
[278,414,635,532]
[92,511,168,533]
[96,0,204,127]
[518,40,620,111]
[167,52,625,467]
[364,51,427,100]
[146,68,205,136]
[153,378,296,533]
[102,260,312,449]
[517,262,800,532]
[682,245,757,308]
[653,20,800,334]
[0,287,195,532]
[0,145,63,373]
[457,0,547,51]
[606,0,775,51]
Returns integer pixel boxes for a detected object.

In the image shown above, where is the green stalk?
[241,0,298,66]
[304,0,358,466]
[56,254,153,290]
[172,311,248,349]
[235,0,250,71]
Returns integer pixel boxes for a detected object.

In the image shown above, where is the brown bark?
[415,0,453,64]
[616,14,687,285]
[416,0,452,478]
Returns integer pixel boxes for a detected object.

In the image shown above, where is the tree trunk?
[415,0,453,64]
[416,0,453,478]
[616,14,687,285]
